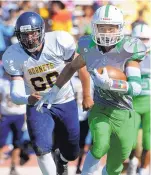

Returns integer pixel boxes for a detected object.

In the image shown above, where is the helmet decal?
[20,25,32,32]
[105,4,110,17]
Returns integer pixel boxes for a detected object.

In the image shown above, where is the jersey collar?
[116,38,124,53]
[89,39,96,48]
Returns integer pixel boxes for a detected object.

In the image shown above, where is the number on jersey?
[30,71,59,91]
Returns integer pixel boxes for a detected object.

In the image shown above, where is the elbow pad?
[11,79,29,105]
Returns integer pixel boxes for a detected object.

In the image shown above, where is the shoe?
[9,167,19,175]
[127,157,139,175]
[54,149,68,175]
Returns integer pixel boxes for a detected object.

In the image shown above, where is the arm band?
[110,79,142,96]
[109,66,142,96]
[10,80,30,105]
[110,79,129,93]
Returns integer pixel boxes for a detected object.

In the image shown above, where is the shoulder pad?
[123,36,147,61]
[45,31,76,61]
[77,35,95,54]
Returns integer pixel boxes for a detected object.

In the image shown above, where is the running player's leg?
[50,100,80,175]
[52,100,80,161]
[133,95,150,175]
[127,95,145,175]
[0,115,11,162]
[26,106,56,175]
[105,110,135,175]
[142,111,150,152]
[128,110,141,162]
[82,105,112,175]
[140,100,150,175]
[10,114,24,174]
[127,111,141,175]
[76,119,89,174]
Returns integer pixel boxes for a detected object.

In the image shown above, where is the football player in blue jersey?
[2,12,94,175]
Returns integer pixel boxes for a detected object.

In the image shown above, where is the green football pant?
[88,104,136,175]
[133,95,150,150]
[132,111,141,149]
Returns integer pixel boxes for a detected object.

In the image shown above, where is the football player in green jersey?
[127,24,151,175]
[36,5,147,175]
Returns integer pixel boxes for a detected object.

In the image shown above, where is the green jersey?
[140,50,151,95]
[77,35,146,109]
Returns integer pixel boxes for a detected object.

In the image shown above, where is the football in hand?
[97,66,127,81]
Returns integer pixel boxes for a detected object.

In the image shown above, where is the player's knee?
[91,148,103,159]
[32,144,52,156]
[13,140,22,149]
[61,144,80,161]
[62,151,79,161]
[91,142,109,159]
[106,163,123,175]
[65,151,79,161]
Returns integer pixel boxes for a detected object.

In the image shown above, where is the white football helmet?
[132,24,151,39]
[91,5,124,46]
[132,24,151,48]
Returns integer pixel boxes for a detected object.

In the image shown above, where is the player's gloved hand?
[35,85,60,112]
[91,68,113,90]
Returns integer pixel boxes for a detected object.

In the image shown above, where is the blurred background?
[0,0,150,175]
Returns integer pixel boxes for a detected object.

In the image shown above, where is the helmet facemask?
[15,26,45,53]
[92,23,124,46]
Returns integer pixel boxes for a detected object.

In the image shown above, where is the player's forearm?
[108,65,142,96]
[11,80,29,105]
[109,61,141,96]
[78,66,91,98]
[56,54,85,89]
[55,63,76,89]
